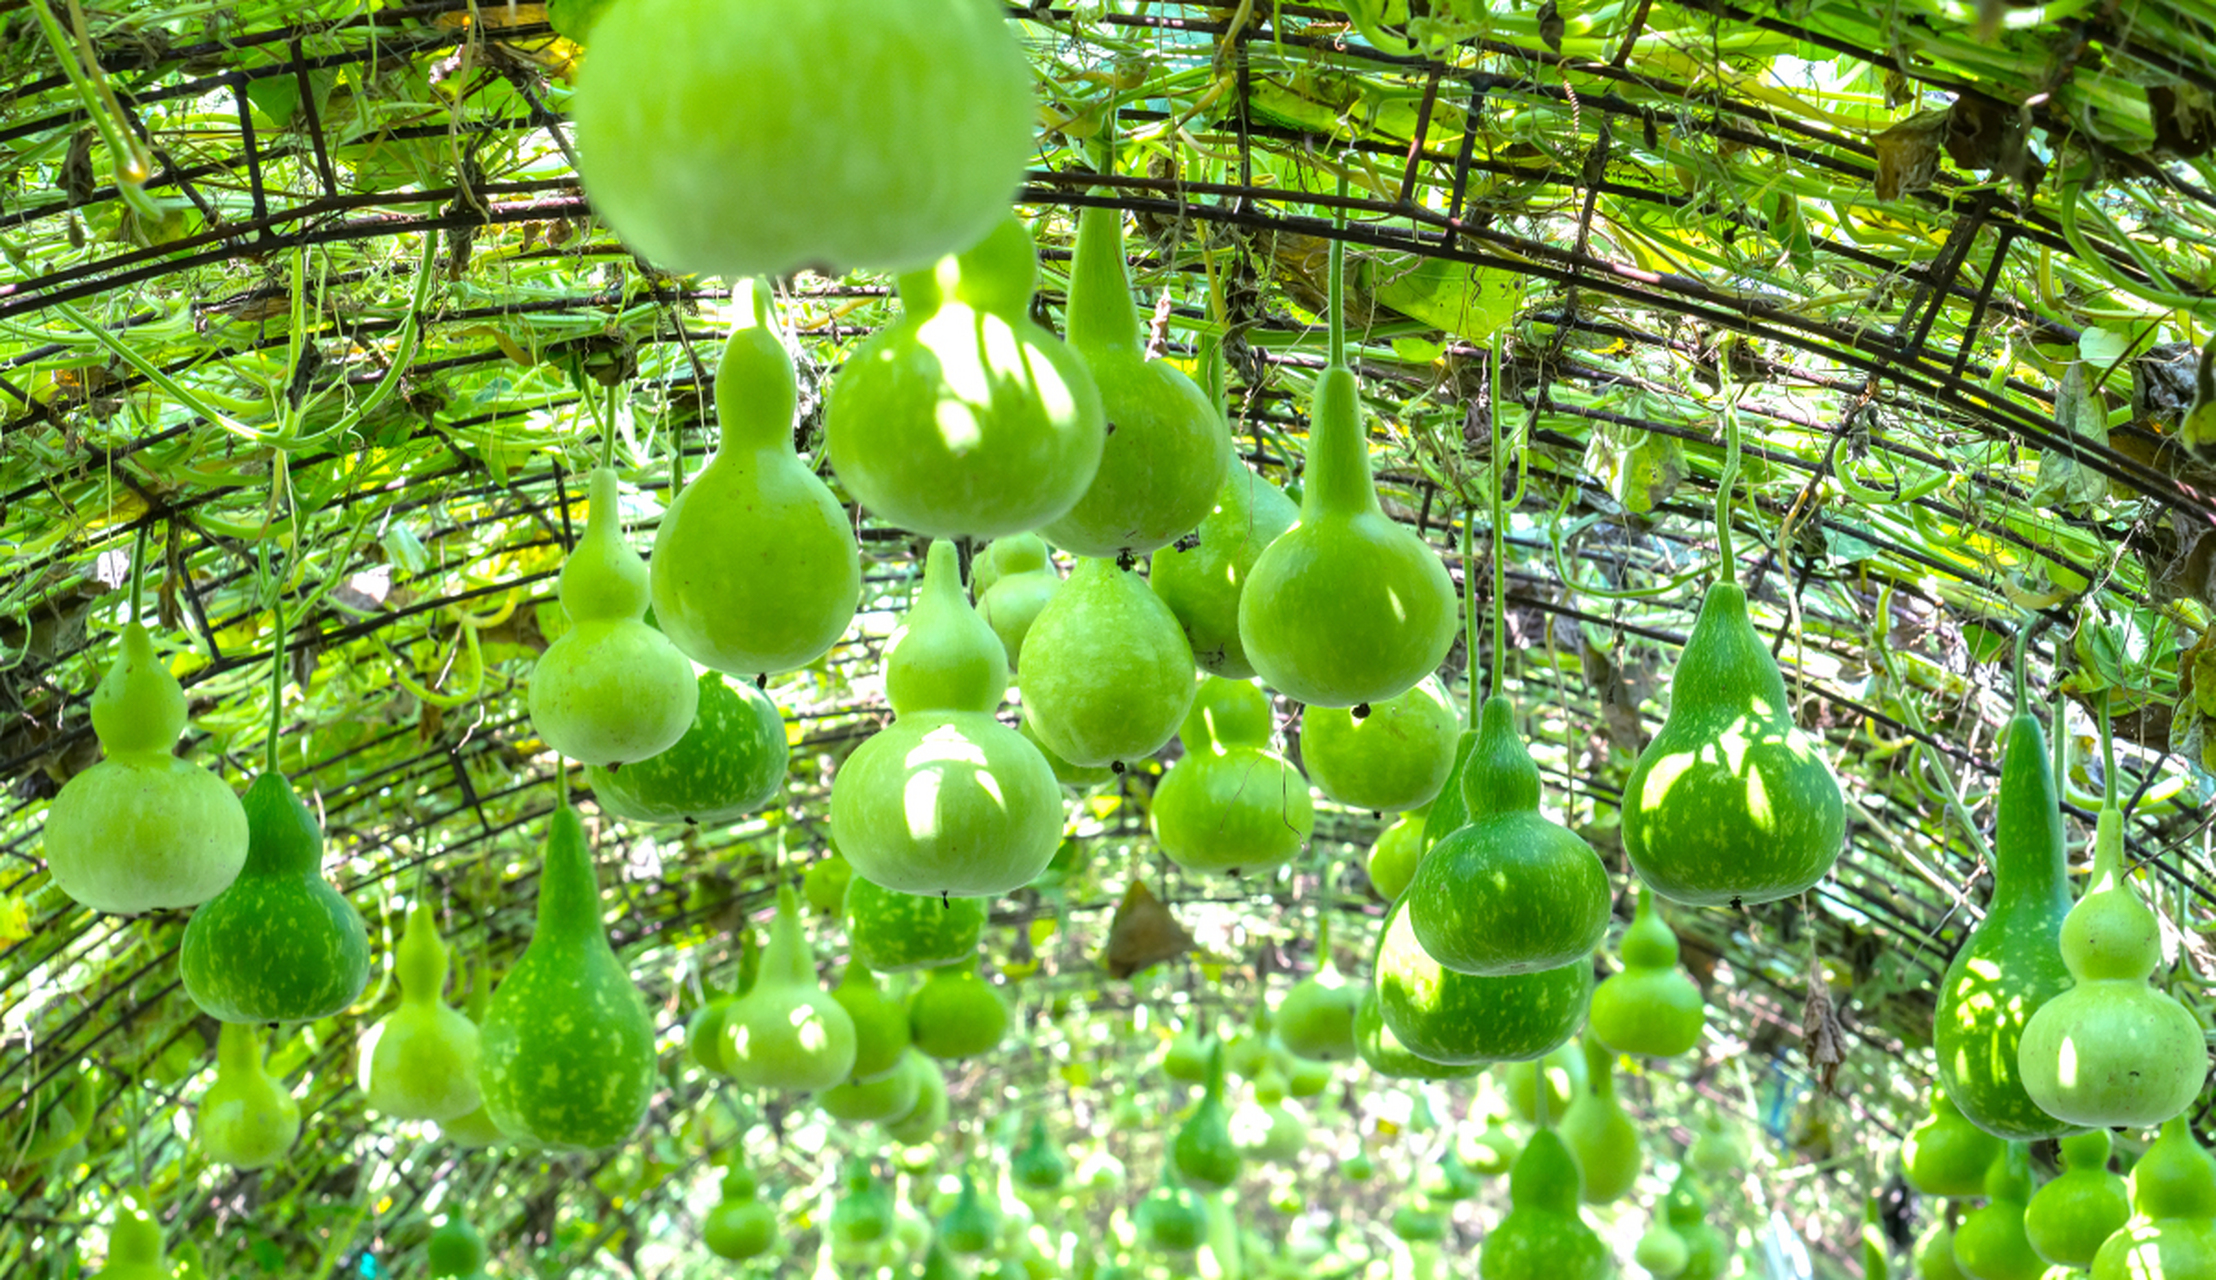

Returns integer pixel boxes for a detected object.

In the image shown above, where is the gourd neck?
[1620,884,1681,968]
[887,540,1010,714]
[109,1213,164,1265]
[1065,200,1142,355]
[2087,806,2127,895]
[1461,695,1541,818]
[1510,1129,1583,1216]
[711,278,800,458]
[943,214,1036,316]
[1985,1141,2032,1203]
[216,1021,269,1081]
[993,534,1049,576]
[2058,1129,2111,1172]
[759,884,818,990]
[1988,712,2068,912]
[1675,582,1791,717]
[2135,1115,2216,1219]
[1301,366,1380,519]
[1581,1036,1616,1103]
[1202,1042,1229,1103]
[396,905,450,1007]
[238,771,323,879]
[535,807,608,950]
[90,621,186,756]
[2061,803,2163,981]
[558,467,650,622]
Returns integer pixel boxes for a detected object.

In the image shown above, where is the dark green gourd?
[478,806,657,1150]
[938,1171,1002,1254]
[1621,581,1845,906]
[426,1215,488,1277]
[1558,1036,1641,1204]
[586,671,789,826]
[364,905,483,1123]
[1477,1128,1612,1280]
[1013,1114,1068,1191]
[1934,712,2074,1139]
[1952,1143,2045,1280]
[2091,1115,2216,1280]
[1138,1170,1206,1252]
[1406,694,1610,974]
[1021,556,1199,768]
[844,875,986,971]
[1902,1089,2004,1198]
[1172,1041,1243,1191]
[2026,1130,2130,1269]
[1372,895,1590,1066]
[1589,884,1706,1057]
[1150,676,1313,876]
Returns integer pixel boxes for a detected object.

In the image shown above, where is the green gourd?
[1163,1024,1216,1083]
[1022,715,1118,788]
[1279,1041,1334,1097]
[1502,1043,1588,1125]
[1301,676,1462,813]
[1407,694,1610,974]
[1274,917,1361,1062]
[827,216,1105,538]
[1139,1172,1205,1252]
[1478,1129,1612,1280]
[721,884,857,1090]
[197,1022,300,1170]
[830,1160,896,1246]
[1013,1115,1068,1191]
[426,1216,486,1277]
[1040,201,1228,557]
[1904,1090,2005,1197]
[1462,1126,1522,1176]
[478,806,657,1149]
[1151,676,1314,876]
[803,853,853,914]
[94,1207,168,1280]
[1418,1137,1482,1201]
[586,671,788,825]
[1590,884,1706,1058]
[831,541,1064,897]
[908,955,1010,1060]
[832,961,912,1083]
[846,876,987,971]
[1392,1204,1447,1242]
[979,535,1065,670]
[1934,712,2076,1139]
[1953,1143,2045,1280]
[364,905,482,1122]
[1864,1196,1891,1280]
[439,956,510,1149]
[1346,1150,1377,1181]
[703,1166,778,1261]
[1021,557,1199,767]
[1621,581,1845,906]
[1372,896,1591,1066]
[179,770,370,1022]
[2027,1130,2131,1269]
[527,465,699,766]
[686,925,759,1075]
[1354,989,1481,1080]
[1152,460,1300,680]
[1172,1042,1243,1191]
[1367,809,1426,902]
[1559,1037,1642,1204]
[939,1171,1002,1254]
[571,0,1032,277]
[1233,1060,1309,1164]
[45,620,247,914]
[1637,1211,1692,1279]
[884,1052,951,1144]
[650,280,861,676]
[1667,1171,1733,1280]
[1916,1221,1967,1280]
[819,1046,926,1124]
[1686,1111,1748,1178]
[2091,1115,2216,1280]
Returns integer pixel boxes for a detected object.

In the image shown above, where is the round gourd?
[883,1052,951,1144]
[830,1161,896,1246]
[1151,461,1300,678]
[527,466,699,767]
[1903,1090,2005,1198]
[1274,917,1361,1062]
[1021,557,1198,768]
[44,620,247,914]
[1501,1043,1588,1124]
[1685,1113,1747,1177]
[1667,1172,1733,1280]
[1013,1115,1067,1191]
[721,884,858,1091]
[1138,1174,1205,1252]
[363,905,483,1123]
[1559,1037,1641,1204]
[907,956,1009,1060]
[651,281,861,676]
[2026,1130,2130,1269]
[978,535,1064,670]
[196,1022,299,1170]
[1150,676,1314,876]
[1171,1041,1242,1191]
[831,962,912,1083]
[703,1166,778,1260]
[1916,1222,1967,1280]
[1392,1206,1447,1243]
[1162,1023,1217,1083]
[586,672,787,825]
[1590,884,1706,1057]
[1952,1143,2045,1280]
[938,1172,1001,1255]
[803,853,853,914]
[571,0,1034,278]
[819,1047,926,1124]
[883,539,1010,717]
[1637,1214,1691,1279]
[2091,1115,2216,1280]
[846,876,986,972]
[1354,988,1482,1080]
[427,1217,487,1277]
[180,770,370,1022]
[1366,808,1426,901]
[1300,676,1461,812]
[1478,1129,1612,1280]
[1372,896,1591,1066]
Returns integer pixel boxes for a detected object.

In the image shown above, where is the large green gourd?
[1367,809,1427,902]
[1559,1037,1642,1204]
[721,884,858,1091]
[586,671,788,825]
[1152,461,1300,679]
[1621,581,1845,906]
[830,961,911,1083]
[1952,1143,2045,1280]
[1021,557,1199,767]
[908,955,1010,1060]
[1407,694,1610,974]
[2091,1115,2216,1280]
[845,875,986,971]
[45,620,247,914]
[528,465,699,767]
[818,1045,925,1124]
[364,906,482,1122]
[1903,1090,2005,1198]
[1372,894,1591,1066]
[1477,1128,1612,1280]
[1172,1042,1243,1191]
[827,216,1105,538]
[1040,201,1228,557]
[1150,676,1314,876]
[651,280,860,676]
[571,0,1033,278]
[978,534,1064,669]
[1934,712,2075,1139]
[478,807,658,1149]
[1301,677,1462,813]
[180,771,370,1022]
[197,1022,300,1170]
[1589,884,1706,1057]
[702,1166,778,1261]
[2027,1130,2131,1269]
[1274,917,1361,1062]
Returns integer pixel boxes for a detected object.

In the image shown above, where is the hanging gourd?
[829,1160,896,1246]
[1153,461,1300,681]
[1952,1143,2048,1280]
[363,905,482,1123]
[1151,676,1314,876]
[686,925,759,1076]
[651,280,861,677]
[93,1205,169,1280]
[426,1216,487,1278]
[1418,1138,1483,1201]
[1138,1171,1206,1253]
[1346,1149,1377,1182]
[907,955,1010,1060]
[803,853,853,914]
[819,1047,925,1124]
[196,1022,300,1170]
[2026,1130,2131,1270]
[1230,1059,1309,1164]
[1013,1115,1068,1192]
[1366,808,1427,902]
[1502,1043,1588,1124]
[1477,1126,1613,1280]
[1559,1037,1642,1204]
[437,955,508,1150]
[702,1166,778,1261]
[571,0,1033,278]
[585,671,788,826]
[527,465,699,767]
[2090,1115,2216,1280]
[1903,1089,2004,1198]
[720,883,857,1091]
[1274,916,1361,1062]
[1372,895,1591,1066]
[831,540,1064,897]
[1917,1222,1967,1280]
[1589,884,1706,1058]
[1020,556,1199,768]
[846,876,987,972]
[1354,989,1479,1080]
[1039,199,1228,558]
[1666,1170,1733,1280]
[1864,1197,1891,1280]
[883,1052,951,1144]
[1024,716,1119,789]
[831,962,911,1083]
[938,1171,1002,1255]
[978,534,1065,669]
[1302,677,1463,813]
[478,804,658,1149]
[1637,1209,1692,1279]
[1163,1022,1218,1083]
[1172,1042,1243,1191]
[826,216,1105,539]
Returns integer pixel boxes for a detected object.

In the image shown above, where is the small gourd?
[830,1160,896,1246]
[1301,676,1462,812]
[1559,1037,1642,1204]
[803,852,852,914]
[650,280,861,676]
[1150,676,1314,876]
[827,216,1105,538]
[1590,884,1706,1057]
[2090,1115,2216,1280]
[1864,1196,1892,1280]
[1013,1115,1068,1191]
[702,1166,778,1261]
[1407,694,1610,974]
[1666,1171,1733,1280]
[1040,200,1228,557]
[586,671,788,825]
[1621,580,1845,906]
[1354,989,1481,1080]
[907,955,1010,1060]
[832,962,912,1083]
[1274,917,1361,1062]
[1951,1143,2046,1280]
[1478,1128,1612,1280]
[1346,1150,1377,1182]
[197,1022,300,1170]
[1418,1131,1482,1201]
[527,465,698,766]
[2026,1130,2130,1269]
[436,956,509,1149]
[1501,1043,1588,1124]
[1231,1059,1309,1164]
[1686,1111,1748,1178]
[45,620,247,914]
[426,1216,487,1278]
[363,905,482,1122]
[721,883,857,1091]
[978,534,1064,669]
[1903,1090,2005,1198]
[1366,808,1426,902]
[1138,1172,1205,1252]
[1162,1022,1217,1083]
[94,1206,168,1280]
[938,1171,1001,1254]
[846,875,986,972]
[831,541,1064,897]
[1637,1211,1692,1279]
[818,1046,925,1124]
[1372,895,1591,1066]
[686,925,759,1075]
[478,806,658,1149]
[883,1052,951,1144]
[1020,557,1199,768]
[1172,1042,1243,1191]
[1393,1204,1447,1242]
[1151,458,1300,680]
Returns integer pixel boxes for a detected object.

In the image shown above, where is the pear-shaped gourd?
[1275,917,1361,1062]
[179,771,370,1022]
[94,1208,168,1280]
[1917,1221,1967,1280]
[1407,694,1610,974]
[832,541,1064,897]
[804,851,852,914]
[45,620,247,913]
[1302,676,1462,812]
[703,1166,778,1260]
[1355,989,1481,1079]
[720,884,857,1091]
[2091,1115,2216,1280]
[1478,1129,1612,1280]
[827,216,1105,538]
[1373,895,1591,1065]
[883,1051,951,1143]
[1151,676,1314,875]
[1367,808,1427,902]
[846,875,987,971]
[1163,1022,1218,1083]
[651,280,861,676]
[908,955,1010,1060]
[830,1161,896,1245]
[478,807,657,1149]
[1591,884,1705,1057]
[1903,1090,2004,1197]
[197,1022,300,1169]
[832,962,911,1083]
[586,671,788,825]
[1686,1111,1748,1178]
[1953,1143,2047,1280]
[687,925,759,1075]
[939,1171,1002,1254]
[1139,1172,1206,1252]
[427,1216,487,1277]
[1346,1150,1377,1181]
[1666,1171,1733,1280]
[1622,581,1845,906]
[364,905,482,1122]
[1638,1212,1692,1279]
[1152,460,1300,679]
[1041,201,1228,557]
[1013,1115,1068,1191]
[1560,1037,1642,1204]
[1172,1042,1243,1191]
[2019,803,2207,1128]
[1502,1043,1589,1124]
[2027,1130,2130,1269]
[1232,1061,1309,1164]
[978,534,1064,669]
[819,1044,923,1123]
[1021,556,1199,767]
[1935,712,2076,1139]
[528,466,698,766]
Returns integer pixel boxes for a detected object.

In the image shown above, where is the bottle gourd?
[1589,884,1706,1057]
[1372,895,1591,1066]
[1366,808,1427,901]
[977,534,1064,669]
[1020,556,1199,768]
[2026,1130,2130,1269]
[702,1166,778,1261]
[1150,677,1314,876]
[1559,1036,1642,1204]
[845,874,986,971]
[1478,1127,1612,1280]
[720,883,858,1091]
[1902,1089,2002,1198]
[2091,1115,2216,1280]
[1274,917,1361,1062]
[197,1022,300,1170]
[1301,676,1462,813]
[1153,460,1300,680]
[363,905,483,1123]
[1354,989,1482,1080]
[586,670,788,825]
[1951,1143,2044,1280]
[1172,1041,1243,1191]
[907,955,1011,1061]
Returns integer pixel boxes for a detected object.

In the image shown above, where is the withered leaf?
[1801,952,1846,1094]
[1871,109,1949,202]
[1103,879,1194,979]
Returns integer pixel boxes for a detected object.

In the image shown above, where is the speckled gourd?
[586,671,788,825]
[364,905,482,1123]
[196,1022,299,1170]
[2026,1130,2130,1269]
[1589,883,1705,1058]
[1150,676,1314,876]
[844,875,986,972]
[1353,988,1480,1081]
[1478,1127,1612,1280]
[1301,676,1462,813]
[1372,895,1591,1066]
[720,884,857,1092]
[1021,556,1198,768]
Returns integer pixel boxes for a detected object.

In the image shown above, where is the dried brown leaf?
[1103,879,1194,979]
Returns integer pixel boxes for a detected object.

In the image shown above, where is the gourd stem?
[127,522,147,624]
[2010,617,2031,715]
[1715,377,1741,578]
[1488,335,1507,704]
[599,381,618,471]
[1461,509,1478,723]
[2098,697,2117,814]
[266,584,285,777]
[1327,170,1348,371]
